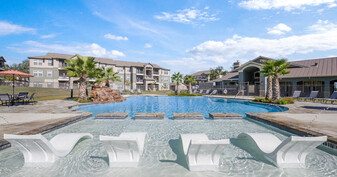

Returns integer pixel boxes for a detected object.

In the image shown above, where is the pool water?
[74,96,287,118]
[0,96,336,177]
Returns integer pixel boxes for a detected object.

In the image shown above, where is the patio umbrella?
[0,70,34,95]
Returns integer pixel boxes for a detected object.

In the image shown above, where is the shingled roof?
[28,53,169,70]
[212,72,239,82]
[191,70,211,76]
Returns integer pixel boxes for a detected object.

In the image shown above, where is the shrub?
[253,97,294,104]
[168,91,202,97]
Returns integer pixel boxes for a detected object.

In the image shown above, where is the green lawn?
[0,86,79,101]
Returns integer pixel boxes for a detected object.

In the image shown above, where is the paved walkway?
[0,100,91,149]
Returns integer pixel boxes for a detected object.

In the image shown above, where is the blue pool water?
[75,96,287,118]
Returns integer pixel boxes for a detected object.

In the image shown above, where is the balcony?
[58,76,69,81]
[153,71,159,75]
[58,63,68,69]
[136,71,144,75]
[136,79,143,83]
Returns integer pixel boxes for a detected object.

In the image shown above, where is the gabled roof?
[281,57,337,78]
[28,53,170,70]
[213,72,239,82]
[0,56,6,62]
[191,70,211,76]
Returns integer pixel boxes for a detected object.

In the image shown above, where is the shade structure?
[0,70,34,95]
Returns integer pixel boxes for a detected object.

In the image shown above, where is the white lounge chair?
[199,90,203,94]
[210,90,217,95]
[205,90,210,94]
[137,89,142,94]
[292,90,301,98]
[237,133,327,168]
[4,133,93,167]
[99,132,147,167]
[179,134,229,171]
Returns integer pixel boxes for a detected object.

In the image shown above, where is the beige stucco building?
[28,53,170,91]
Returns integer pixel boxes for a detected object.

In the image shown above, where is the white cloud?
[162,57,218,74]
[9,41,125,58]
[104,33,128,41]
[154,7,219,24]
[40,34,56,39]
[238,0,337,11]
[0,21,36,36]
[144,43,152,48]
[267,23,292,35]
[186,20,337,66]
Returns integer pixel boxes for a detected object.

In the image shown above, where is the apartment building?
[28,53,170,90]
[191,70,211,84]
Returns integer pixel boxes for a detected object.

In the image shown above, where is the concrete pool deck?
[0,100,92,150]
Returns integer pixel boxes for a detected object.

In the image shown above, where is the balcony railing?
[137,79,143,82]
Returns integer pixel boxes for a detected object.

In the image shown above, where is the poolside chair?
[210,90,217,95]
[299,91,319,101]
[292,90,301,98]
[130,89,134,94]
[205,90,210,94]
[193,90,197,94]
[199,90,203,94]
[237,133,327,168]
[323,91,337,104]
[0,93,11,105]
[137,89,142,94]
[119,89,124,95]
[179,134,230,171]
[99,132,147,167]
[4,133,93,167]
[21,93,36,104]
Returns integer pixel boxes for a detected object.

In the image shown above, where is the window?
[117,67,124,72]
[33,70,38,77]
[38,71,43,77]
[34,60,43,66]
[126,67,131,72]
[99,64,105,68]
[106,65,113,68]
[164,70,168,74]
[48,60,53,66]
[47,83,53,88]
[47,71,52,77]
[38,83,43,87]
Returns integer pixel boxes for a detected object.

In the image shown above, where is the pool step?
[173,113,204,120]
[95,113,128,119]
[134,113,165,119]
[209,113,242,119]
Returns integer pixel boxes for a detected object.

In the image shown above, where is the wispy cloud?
[40,34,56,39]
[104,33,128,41]
[238,0,337,11]
[144,43,152,48]
[267,23,292,35]
[9,41,125,58]
[0,21,36,36]
[154,7,219,24]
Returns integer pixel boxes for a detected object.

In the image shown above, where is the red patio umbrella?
[0,70,34,95]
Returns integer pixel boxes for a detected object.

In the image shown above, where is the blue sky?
[1,0,337,74]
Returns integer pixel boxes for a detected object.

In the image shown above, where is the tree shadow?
[159,139,189,170]
[230,138,276,167]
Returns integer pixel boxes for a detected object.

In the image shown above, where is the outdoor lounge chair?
[0,93,11,105]
[179,134,229,171]
[199,90,203,94]
[323,91,337,104]
[119,89,124,95]
[292,90,301,98]
[210,90,217,95]
[237,133,327,168]
[99,132,147,167]
[130,89,134,94]
[4,133,93,167]
[20,93,36,104]
[205,90,210,94]
[137,89,142,94]
[299,91,319,101]
[193,90,197,94]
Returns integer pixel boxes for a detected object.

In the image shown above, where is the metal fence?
[0,80,29,87]
[196,82,264,96]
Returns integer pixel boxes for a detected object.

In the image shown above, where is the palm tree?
[171,72,183,94]
[96,67,121,87]
[260,60,274,100]
[184,75,196,94]
[63,54,98,101]
[270,59,290,100]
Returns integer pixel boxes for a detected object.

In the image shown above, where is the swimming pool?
[74,96,287,118]
[0,96,336,177]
